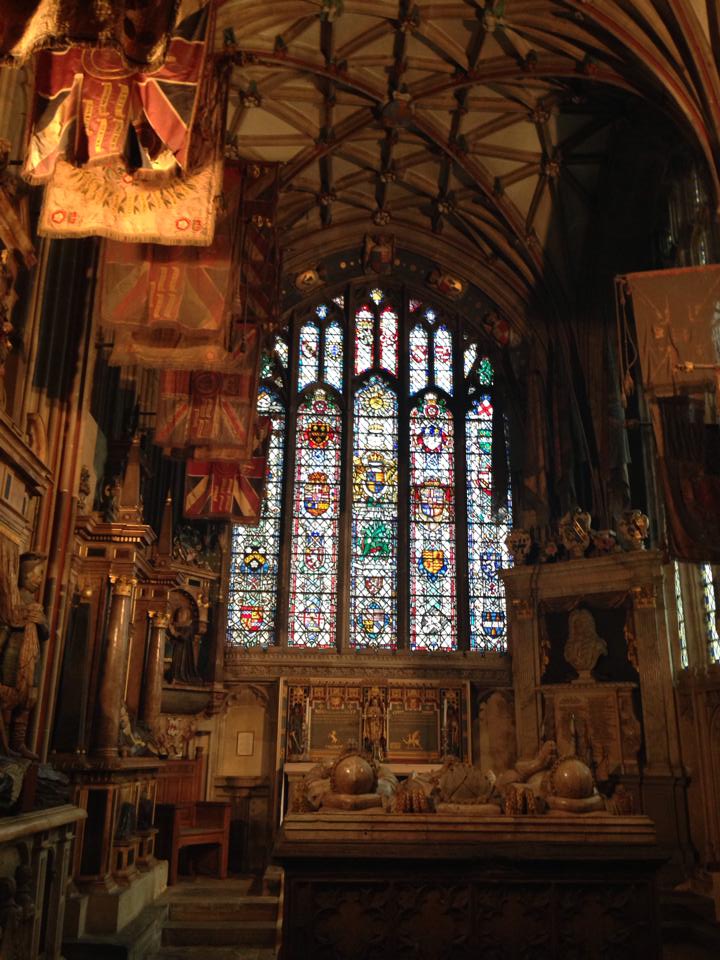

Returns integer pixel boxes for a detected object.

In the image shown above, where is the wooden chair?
[155,801,231,885]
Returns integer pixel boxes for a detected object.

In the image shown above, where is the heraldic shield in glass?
[466,394,511,651]
[409,391,457,651]
[227,387,285,647]
[350,377,399,649]
[227,288,513,654]
[288,387,342,649]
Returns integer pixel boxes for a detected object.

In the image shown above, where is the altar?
[275,812,663,960]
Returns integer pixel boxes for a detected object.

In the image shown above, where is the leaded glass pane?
[434,325,453,395]
[700,563,720,662]
[355,305,374,375]
[288,388,342,649]
[675,562,688,669]
[227,388,285,648]
[298,322,319,390]
[274,337,288,369]
[350,378,398,650]
[260,350,273,380]
[370,288,383,305]
[408,298,422,313]
[379,306,398,376]
[409,324,429,394]
[316,304,329,319]
[409,392,456,651]
[324,321,344,389]
[464,342,477,379]
[466,393,511,652]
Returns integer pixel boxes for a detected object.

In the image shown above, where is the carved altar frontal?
[275,813,663,960]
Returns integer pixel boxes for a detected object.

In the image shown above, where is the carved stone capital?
[631,584,656,609]
[109,575,137,597]
[154,612,171,629]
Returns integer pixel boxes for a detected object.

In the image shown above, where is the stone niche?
[501,550,694,877]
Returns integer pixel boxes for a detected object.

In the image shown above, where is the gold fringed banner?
[25,2,224,245]
[623,264,720,562]
[100,164,242,333]
[1,0,204,69]
[38,157,221,245]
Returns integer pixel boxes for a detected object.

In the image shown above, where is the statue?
[166,604,201,684]
[362,691,386,761]
[119,702,164,758]
[564,609,607,682]
[0,549,48,759]
[100,476,121,523]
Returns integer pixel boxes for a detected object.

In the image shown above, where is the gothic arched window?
[227,286,512,654]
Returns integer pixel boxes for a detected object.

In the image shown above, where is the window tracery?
[227,286,512,654]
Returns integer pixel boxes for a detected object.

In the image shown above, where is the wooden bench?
[155,801,231,885]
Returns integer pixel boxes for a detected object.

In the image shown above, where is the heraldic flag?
[155,338,261,459]
[24,3,223,245]
[184,417,272,522]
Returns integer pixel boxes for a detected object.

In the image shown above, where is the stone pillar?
[140,610,169,731]
[507,597,541,759]
[92,576,135,758]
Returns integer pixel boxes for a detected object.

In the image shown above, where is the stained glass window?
[379,306,398,376]
[700,564,720,662]
[674,562,688,669]
[355,305,374,375]
[229,288,512,657]
[409,392,457,651]
[288,388,342,648]
[466,394,511,651]
[298,322,319,390]
[324,321,344,389]
[434,325,453,394]
[227,388,285,647]
[409,325,429,394]
[350,378,398,649]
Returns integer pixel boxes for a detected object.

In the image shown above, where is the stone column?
[92,576,135,758]
[507,597,542,759]
[140,611,169,731]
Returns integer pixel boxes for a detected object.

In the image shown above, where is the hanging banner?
[24,3,223,245]
[625,263,720,397]
[0,1,204,68]
[99,164,242,334]
[24,5,211,182]
[622,264,720,562]
[38,157,221,245]
[655,396,720,563]
[183,417,272,522]
[154,326,261,457]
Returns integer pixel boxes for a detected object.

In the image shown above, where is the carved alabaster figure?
[564,608,607,682]
[0,551,48,759]
[362,692,386,761]
[167,604,201,684]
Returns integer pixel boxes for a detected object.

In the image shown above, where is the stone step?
[162,919,277,948]
[168,895,278,923]
[148,948,276,960]
[165,876,257,898]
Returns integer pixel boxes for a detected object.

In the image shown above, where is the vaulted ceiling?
[219,1,719,320]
